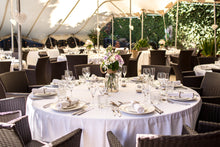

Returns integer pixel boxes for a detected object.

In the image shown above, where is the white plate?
[131,77,143,82]
[174,83,183,88]
[119,104,155,115]
[168,96,197,102]
[50,101,87,112]
[33,92,57,97]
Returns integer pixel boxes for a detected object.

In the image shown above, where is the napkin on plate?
[167,91,194,98]
[173,80,181,86]
[131,101,145,113]
[56,98,79,109]
[32,88,56,94]
[51,79,62,85]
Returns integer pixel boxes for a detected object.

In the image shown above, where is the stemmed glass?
[150,68,155,80]
[82,67,91,80]
[64,70,73,81]
[122,65,127,78]
[89,84,97,107]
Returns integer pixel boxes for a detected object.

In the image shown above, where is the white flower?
[159,39,165,46]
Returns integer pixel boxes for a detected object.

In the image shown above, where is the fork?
[150,101,164,114]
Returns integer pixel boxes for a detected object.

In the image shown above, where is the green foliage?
[199,38,219,56]
[133,38,150,50]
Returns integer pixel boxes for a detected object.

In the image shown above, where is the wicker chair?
[38,51,48,57]
[0,115,82,147]
[212,68,220,73]
[0,81,6,99]
[137,125,220,147]
[0,61,11,74]
[198,72,220,104]
[0,110,21,122]
[127,52,142,77]
[170,50,194,71]
[141,65,171,80]
[25,57,52,85]
[66,55,88,77]
[74,64,105,79]
[0,97,26,115]
[51,61,67,80]
[150,50,166,65]
[107,131,123,147]
[170,62,203,88]
[197,57,218,65]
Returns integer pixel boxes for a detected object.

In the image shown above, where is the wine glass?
[150,68,155,80]
[122,65,127,78]
[82,67,91,80]
[64,70,73,81]
[89,84,97,107]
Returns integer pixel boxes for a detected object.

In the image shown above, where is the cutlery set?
[72,108,93,116]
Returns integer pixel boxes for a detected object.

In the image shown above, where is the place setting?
[30,87,57,100]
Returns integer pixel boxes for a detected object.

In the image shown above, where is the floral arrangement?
[101,45,124,72]
[84,40,93,49]
[159,39,166,47]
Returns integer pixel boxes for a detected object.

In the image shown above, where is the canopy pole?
[141,9,145,40]
[214,1,217,57]
[16,0,22,70]
[129,0,132,52]
[163,15,167,41]
[10,0,14,52]
[49,37,53,48]
[175,0,179,49]
[97,0,100,50]
[112,15,114,46]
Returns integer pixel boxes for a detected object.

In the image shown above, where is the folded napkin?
[173,80,181,86]
[90,74,98,81]
[131,101,144,113]
[56,98,79,109]
[32,88,56,94]
[167,91,194,98]
[51,79,62,85]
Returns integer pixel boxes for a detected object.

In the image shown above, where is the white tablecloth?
[193,63,220,76]
[26,82,201,147]
[138,49,180,75]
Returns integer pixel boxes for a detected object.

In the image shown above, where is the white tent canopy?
[0,0,219,44]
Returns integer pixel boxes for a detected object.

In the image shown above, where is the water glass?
[150,90,161,105]
[122,65,127,78]
[82,67,91,80]
[64,70,73,81]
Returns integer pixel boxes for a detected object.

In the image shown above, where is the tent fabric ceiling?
[0,0,218,44]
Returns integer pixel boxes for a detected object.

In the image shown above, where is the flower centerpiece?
[84,40,93,49]
[159,39,166,48]
[101,45,124,92]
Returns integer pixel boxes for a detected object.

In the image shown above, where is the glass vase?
[105,70,119,93]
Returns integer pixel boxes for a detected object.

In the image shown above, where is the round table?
[26,80,201,147]
[193,63,220,76]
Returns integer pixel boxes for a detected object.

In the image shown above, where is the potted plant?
[199,38,218,57]
[132,39,149,58]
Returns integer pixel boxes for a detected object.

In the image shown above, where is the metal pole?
[16,0,22,70]
[175,0,179,49]
[141,10,144,40]
[214,2,217,57]
[97,0,100,49]
[112,15,114,46]
[10,0,14,52]
[129,0,132,51]
[163,15,167,41]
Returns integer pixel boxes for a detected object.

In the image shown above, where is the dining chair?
[0,97,26,115]
[38,51,48,57]
[22,50,29,62]
[197,56,218,65]
[0,81,6,99]
[170,50,194,71]
[0,61,11,74]
[137,125,220,147]
[0,115,82,147]
[197,72,220,104]
[150,50,166,65]
[107,131,123,147]
[170,62,203,88]
[74,64,105,79]
[25,56,52,85]
[212,68,220,73]
[0,110,21,123]
[66,55,88,77]
[127,52,142,77]
[141,65,171,80]
[58,48,65,54]
[51,61,67,80]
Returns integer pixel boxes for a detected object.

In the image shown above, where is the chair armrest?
[107,131,123,147]
[5,92,29,100]
[201,96,220,105]
[50,128,82,147]
[0,110,22,122]
[182,124,198,135]
[182,71,195,76]
[170,55,179,63]
[197,120,220,133]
